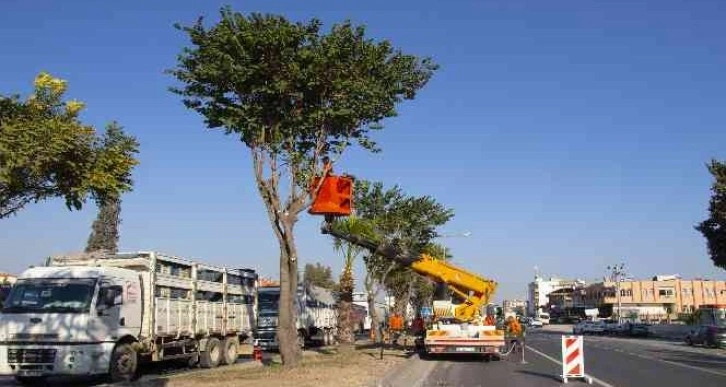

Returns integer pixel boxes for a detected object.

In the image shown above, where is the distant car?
[604,320,626,335]
[587,321,606,335]
[626,323,650,337]
[573,321,592,334]
[529,319,543,328]
[685,325,726,348]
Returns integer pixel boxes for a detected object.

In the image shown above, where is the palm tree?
[331,216,376,346]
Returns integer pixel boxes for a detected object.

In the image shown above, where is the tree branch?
[253,148,286,243]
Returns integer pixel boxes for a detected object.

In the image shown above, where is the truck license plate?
[456,347,476,352]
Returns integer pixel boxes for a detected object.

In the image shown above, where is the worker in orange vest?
[484,313,497,326]
[388,313,404,345]
[411,314,425,335]
[507,317,522,336]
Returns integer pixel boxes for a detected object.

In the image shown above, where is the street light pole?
[607,263,626,324]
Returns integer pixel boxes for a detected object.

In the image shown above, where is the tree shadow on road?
[645,348,726,372]
[515,369,562,383]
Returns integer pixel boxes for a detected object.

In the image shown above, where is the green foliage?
[169,7,438,193]
[695,159,726,270]
[85,195,121,254]
[0,73,139,219]
[349,179,454,311]
[303,262,336,290]
[332,215,377,270]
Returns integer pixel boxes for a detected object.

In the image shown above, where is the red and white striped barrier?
[560,335,592,384]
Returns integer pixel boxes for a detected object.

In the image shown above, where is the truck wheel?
[200,338,222,368]
[323,330,330,346]
[13,376,46,386]
[109,343,138,383]
[297,331,306,349]
[220,337,239,365]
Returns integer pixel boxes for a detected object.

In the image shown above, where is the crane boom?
[321,222,497,322]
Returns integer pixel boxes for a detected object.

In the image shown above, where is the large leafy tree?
[169,7,437,365]
[695,159,726,270]
[0,73,139,219]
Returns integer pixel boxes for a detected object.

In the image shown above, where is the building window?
[658,288,674,297]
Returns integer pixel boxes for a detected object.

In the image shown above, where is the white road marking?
[525,344,615,387]
[530,336,726,379]
[651,357,726,378]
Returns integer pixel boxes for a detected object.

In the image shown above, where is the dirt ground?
[162,347,410,387]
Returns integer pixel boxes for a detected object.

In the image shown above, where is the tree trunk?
[252,149,305,367]
[336,268,355,346]
[276,220,302,366]
[364,272,381,342]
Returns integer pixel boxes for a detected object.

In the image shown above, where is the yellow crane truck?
[308,166,507,360]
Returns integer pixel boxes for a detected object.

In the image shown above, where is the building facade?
[0,272,16,284]
[527,275,587,316]
[574,276,726,321]
[503,299,527,316]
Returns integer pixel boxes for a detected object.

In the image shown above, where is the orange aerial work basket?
[309,173,354,217]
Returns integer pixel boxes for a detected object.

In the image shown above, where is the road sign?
[560,335,592,384]
[420,306,433,317]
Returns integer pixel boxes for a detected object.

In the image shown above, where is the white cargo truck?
[0,251,257,385]
[256,282,337,350]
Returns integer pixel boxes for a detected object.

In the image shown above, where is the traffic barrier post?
[560,335,592,384]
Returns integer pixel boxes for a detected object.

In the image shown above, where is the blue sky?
[1,0,725,302]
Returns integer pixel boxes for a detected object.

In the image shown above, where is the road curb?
[374,353,436,387]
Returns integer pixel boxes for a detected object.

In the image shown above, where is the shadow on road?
[419,353,500,363]
[515,369,562,383]
[646,348,726,371]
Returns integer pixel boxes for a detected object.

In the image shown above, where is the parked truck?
[256,282,337,350]
[0,251,257,384]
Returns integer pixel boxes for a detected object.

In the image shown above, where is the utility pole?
[607,263,626,324]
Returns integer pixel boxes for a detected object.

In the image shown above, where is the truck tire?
[323,330,330,346]
[200,337,222,368]
[297,331,306,349]
[220,337,239,365]
[109,343,138,383]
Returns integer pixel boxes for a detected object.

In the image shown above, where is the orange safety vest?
[507,319,522,336]
[485,315,496,326]
[389,315,404,331]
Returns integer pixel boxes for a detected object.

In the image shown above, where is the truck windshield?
[258,291,279,315]
[1,278,96,314]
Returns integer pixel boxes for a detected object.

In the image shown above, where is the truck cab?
[0,266,142,383]
[256,283,337,350]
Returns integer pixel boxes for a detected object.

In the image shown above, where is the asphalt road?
[411,328,726,387]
